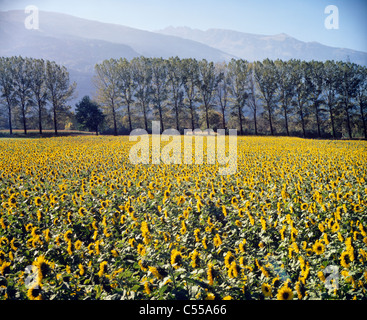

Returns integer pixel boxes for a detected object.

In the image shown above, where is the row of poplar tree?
[95,57,367,139]
[1,55,366,138]
[0,56,76,135]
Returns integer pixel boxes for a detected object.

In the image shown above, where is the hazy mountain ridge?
[158,26,367,65]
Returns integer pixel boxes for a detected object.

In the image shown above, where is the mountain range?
[157,26,367,66]
[1,10,366,104]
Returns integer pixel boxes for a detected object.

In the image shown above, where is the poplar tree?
[45,60,76,135]
[94,59,121,135]
[254,59,278,136]
[0,57,16,134]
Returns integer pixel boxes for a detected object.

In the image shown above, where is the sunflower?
[34,197,42,206]
[228,261,238,278]
[78,264,85,276]
[0,250,6,263]
[0,261,11,275]
[239,189,245,198]
[272,276,281,288]
[138,260,148,271]
[67,240,73,255]
[97,261,108,277]
[78,207,86,216]
[148,266,165,279]
[143,281,152,295]
[32,256,51,282]
[180,220,187,235]
[276,285,293,300]
[295,281,306,299]
[231,196,239,207]
[331,222,340,233]
[213,234,222,247]
[312,241,325,255]
[207,262,214,285]
[26,284,42,300]
[300,203,308,211]
[202,236,208,249]
[261,283,272,298]
[340,251,352,269]
[137,244,146,256]
[190,250,200,268]
[224,251,235,269]
[170,249,183,269]
[194,229,200,242]
[64,230,72,242]
[127,205,134,214]
[8,195,17,206]
[74,240,82,250]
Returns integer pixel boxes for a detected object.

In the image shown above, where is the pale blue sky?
[1,0,366,52]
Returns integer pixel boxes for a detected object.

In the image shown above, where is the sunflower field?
[0,135,366,300]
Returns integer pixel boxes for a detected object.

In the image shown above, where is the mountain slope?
[0,10,233,63]
[0,10,234,102]
[158,26,367,66]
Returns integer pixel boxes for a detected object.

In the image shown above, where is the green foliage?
[75,96,104,134]
[1,55,367,138]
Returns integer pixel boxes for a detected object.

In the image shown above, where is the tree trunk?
[284,106,289,136]
[253,109,258,135]
[175,101,179,131]
[205,104,210,129]
[329,104,336,139]
[360,103,367,139]
[268,104,274,136]
[127,102,132,132]
[38,102,43,135]
[315,103,321,138]
[238,105,243,135]
[345,105,352,139]
[221,107,226,130]
[53,105,58,135]
[142,103,148,132]
[7,99,12,135]
[112,104,117,136]
[189,100,195,130]
[158,102,164,133]
[299,104,306,138]
[22,103,27,135]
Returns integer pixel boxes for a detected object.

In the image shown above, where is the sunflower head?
[261,283,272,298]
[312,241,325,255]
[33,256,51,280]
[27,284,42,300]
[64,230,72,242]
[300,203,308,211]
[171,249,183,269]
[295,281,307,299]
[224,251,235,269]
[272,276,281,288]
[0,261,11,275]
[340,251,352,268]
[34,197,42,206]
[277,285,294,300]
